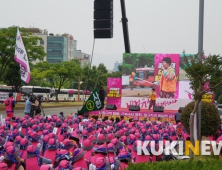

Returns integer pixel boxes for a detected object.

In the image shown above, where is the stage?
[89,108,177,123]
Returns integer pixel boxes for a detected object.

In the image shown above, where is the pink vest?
[135,155,152,163]
[21,128,27,136]
[43,150,56,164]
[73,158,88,169]
[84,150,93,160]
[5,98,14,112]
[20,149,28,159]
[120,162,128,169]
[183,133,190,140]
[26,157,40,170]
[32,141,39,148]
[57,133,66,143]
[108,152,115,158]
[37,131,43,136]
[170,135,177,141]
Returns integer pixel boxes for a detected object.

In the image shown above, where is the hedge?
[180,101,220,136]
[126,158,222,170]
[218,94,222,104]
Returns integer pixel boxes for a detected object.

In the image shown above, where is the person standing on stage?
[148,88,156,110]
[153,57,176,98]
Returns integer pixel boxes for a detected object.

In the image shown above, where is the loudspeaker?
[105,104,117,110]
[94,0,113,39]
[94,20,113,29]
[94,29,113,38]
[94,0,113,10]
[94,10,113,20]
[129,105,140,111]
[153,106,164,112]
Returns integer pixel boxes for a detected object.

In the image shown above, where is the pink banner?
[106,78,122,108]
[154,54,180,99]
[89,110,176,123]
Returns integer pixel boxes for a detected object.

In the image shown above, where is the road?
[6,106,82,118]
[122,86,152,97]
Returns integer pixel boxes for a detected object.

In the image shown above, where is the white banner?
[14,28,30,83]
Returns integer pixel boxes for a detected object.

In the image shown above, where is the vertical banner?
[14,28,31,83]
[106,78,122,108]
[178,81,193,99]
[153,54,180,99]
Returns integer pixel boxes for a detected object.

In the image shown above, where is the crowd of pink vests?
[0,114,221,170]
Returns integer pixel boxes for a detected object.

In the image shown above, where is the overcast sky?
[1,0,222,70]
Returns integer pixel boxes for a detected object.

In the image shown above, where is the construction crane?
[120,0,131,53]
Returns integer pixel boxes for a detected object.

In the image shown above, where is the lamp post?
[71,77,82,101]
[198,0,204,142]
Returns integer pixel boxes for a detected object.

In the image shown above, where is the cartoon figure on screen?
[152,57,176,98]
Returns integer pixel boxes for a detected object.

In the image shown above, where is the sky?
[1,0,222,70]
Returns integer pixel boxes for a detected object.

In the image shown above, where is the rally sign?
[14,28,31,83]
[80,88,103,112]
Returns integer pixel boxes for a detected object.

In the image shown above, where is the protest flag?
[80,88,103,112]
[14,28,31,83]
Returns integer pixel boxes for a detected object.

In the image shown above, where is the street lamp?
[71,76,82,101]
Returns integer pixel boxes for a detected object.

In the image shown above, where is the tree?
[180,55,222,153]
[0,26,46,82]
[122,53,155,75]
[81,64,108,92]
[31,60,82,101]
[108,65,122,78]
[2,61,22,92]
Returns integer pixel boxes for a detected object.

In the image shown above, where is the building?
[24,28,92,65]
[47,34,68,63]
[75,50,91,68]
[27,28,77,64]
[26,28,48,63]
[113,61,122,72]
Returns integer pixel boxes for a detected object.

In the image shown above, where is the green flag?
[80,88,103,112]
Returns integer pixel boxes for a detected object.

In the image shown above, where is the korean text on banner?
[80,88,103,113]
[14,28,31,83]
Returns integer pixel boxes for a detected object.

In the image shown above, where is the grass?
[126,156,222,170]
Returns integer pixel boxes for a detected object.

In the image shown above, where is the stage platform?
[89,108,177,123]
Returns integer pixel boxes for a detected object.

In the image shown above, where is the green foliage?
[181,101,220,136]
[108,65,122,78]
[217,94,222,104]
[31,60,82,101]
[122,53,154,75]
[214,84,222,101]
[0,26,46,82]
[180,55,222,101]
[126,159,222,170]
[81,64,108,91]
[2,61,22,91]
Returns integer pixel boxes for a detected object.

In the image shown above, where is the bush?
[218,94,222,104]
[180,101,220,136]
[126,159,222,170]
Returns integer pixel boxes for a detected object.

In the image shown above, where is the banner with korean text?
[14,28,31,83]
[80,88,102,112]
[106,78,122,108]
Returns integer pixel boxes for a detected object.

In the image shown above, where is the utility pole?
[198,0,204,142]
[120,0,131,53]
[78,76,80,101]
